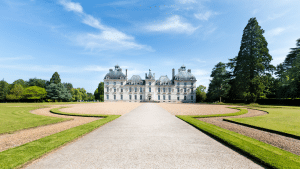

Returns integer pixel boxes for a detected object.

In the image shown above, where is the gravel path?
[25,103,264,169]
[198,109,300,155]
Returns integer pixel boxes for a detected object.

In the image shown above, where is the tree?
[196,85,207,102]
[27,78,48,88]
[207,62,231,102]
[6,84,24,101]
[70,88,82,101]
[0,79,10,102]
[23,86,47,101]
[86,92,95,101]
[63,83,73,92]
[50,72,61,84]
[46,83,71,102]
[94,82,104,101]
[228,17,275,103]
[12,79,28,88]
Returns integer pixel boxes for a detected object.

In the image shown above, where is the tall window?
[107,87,109,92]
[129,95,132,100]
[135,95,137,100]
[177,88,180,93]
[149,82,151,85]
[121,88,123,92]
[140,87,142,92]
[135,87,137,92]
[191,96,193,100]
[177,96,179,100]
[114,88,116,92]
[114,82,116,85]
[191,88,193,93]
[121,95,123,100]
[184,96,186,100]
[163,88,166,93]
[121,82,123,85]
[184,88,186,93]
[158,88,160,92]
[177,82,179,86]
[114,95,116,100]
[169,95,171,100]
[106,82,109,85]
[163,95,165,100]
[107,95,109,100]
[191,82,193,86]
[149,87,151,92]
[140,95,142,100]
[158,95,160,100]
[168,88,171,93]
[129,87,132,92]
[184,82,187,86]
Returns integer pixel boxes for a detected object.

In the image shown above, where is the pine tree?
[228,17,275,102]
[50,72,61,84]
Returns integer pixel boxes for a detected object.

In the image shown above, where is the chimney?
[126,69,128,77]
[188,69,191,73]
[109,69,113,72]
[119,68,122,72]
[145,73,147,79]
[153,73,155,79]
[172,68,175,80]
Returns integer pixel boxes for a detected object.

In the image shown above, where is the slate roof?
[104,65,126,79]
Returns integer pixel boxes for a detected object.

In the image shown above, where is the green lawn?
[225,107,300,137]
[0,107,120,169]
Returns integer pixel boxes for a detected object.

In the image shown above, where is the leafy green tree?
[12,79,28,88]
[6,84,24,101]
[46,83,71,102]
[228,17,275,103]
[63,83,73,92]
[86,92,95,101]
[50,72,61,84]
[207,62,231,102]
[27,78,48,88]
[94,82,104,101]
[23,86,47,101]
[70,88,82,101]
[0,79,10,101]
[196,85,207,102]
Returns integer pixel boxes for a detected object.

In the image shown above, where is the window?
[121,82,123,85]
[140,87,142,92]
[114,88,116,92]
[107,87,109,92]
[121,88,123,92]
[149,87,151,92]
[135,87,137,92]
[177,82,179,86]
[184,82,187,86]
[129,95,132,100]
[158,95,160,100]
[140,95,142,100]
[149,82,151,85]
[191,88,193,93]
[129,87,132,92]
[114,95,116,100]
[177,96,179,100]
[114,82,116,85]
[121,95,123,100]
[158,88,160,92]
[168,88,171,93]
[106,82,109,85]
[107,95,109,100]
[184,88,186,93]
[163,88,165,92]
[169,95,171,100]
[163,95,165,100]
[135,95,137,100]
[191,96,193,100]
[191,82,193,86]
[184,96,186,100]
[177,88,180,93]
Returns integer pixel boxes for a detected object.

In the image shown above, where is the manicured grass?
[0,108,120,169]
[189,107,248,118]
[225,107,300,137]
[50,107,112,117]
[0,103,73,134]
[177,115,300,168]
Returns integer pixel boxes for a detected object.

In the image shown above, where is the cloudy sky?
[1,0,300,93]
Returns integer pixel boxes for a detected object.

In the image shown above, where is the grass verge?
[50,107,111,117]
[176,115,300,168]
[0,108,120,169]
[189,107,248,118]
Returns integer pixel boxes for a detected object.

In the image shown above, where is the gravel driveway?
[25,103,264,169]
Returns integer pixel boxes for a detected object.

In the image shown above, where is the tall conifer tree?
[228,17,274,102]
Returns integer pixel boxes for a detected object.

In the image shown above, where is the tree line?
[0,72,104,102]
[199,17,300,103]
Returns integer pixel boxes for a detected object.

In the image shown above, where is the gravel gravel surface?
[198,109,300,155]
[159,103,241,115]
[60,102,143,115]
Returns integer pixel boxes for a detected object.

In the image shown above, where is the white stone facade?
[104,65,196,103]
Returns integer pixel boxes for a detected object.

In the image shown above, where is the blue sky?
[1,0,300,93]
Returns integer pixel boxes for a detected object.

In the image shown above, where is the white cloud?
[178,0,196,4]
[58,0,83,13]
[0,56,34,61]
[194,11,218,21]
[58,0,151,51]
[146,15,199,34]
[84,66,109,72]
[265,27,286,37]
[193,69,210,76]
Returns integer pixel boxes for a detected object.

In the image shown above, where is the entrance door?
[148,96,151,101]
